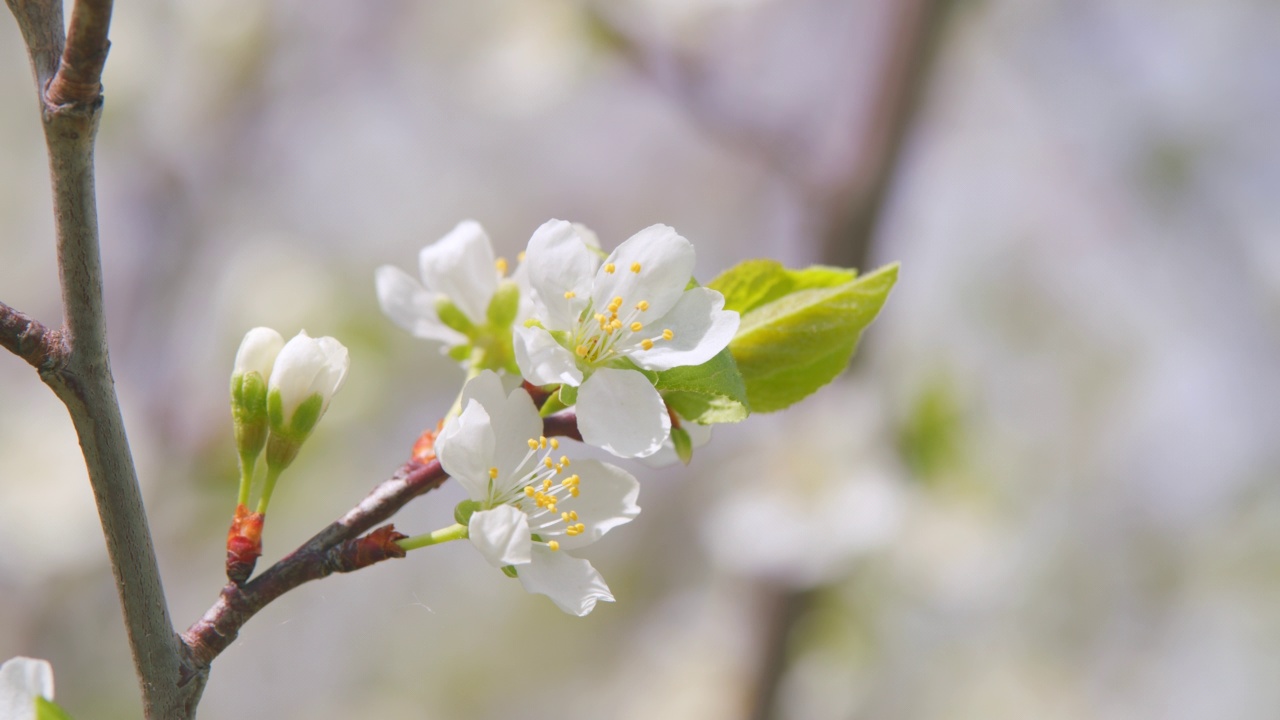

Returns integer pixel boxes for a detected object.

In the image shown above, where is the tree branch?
[6,1,186,717]
[0,301,67,373]
[182,410,583,678]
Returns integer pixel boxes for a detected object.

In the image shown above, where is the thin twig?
[0,301,67,373]
[5,0,187,717]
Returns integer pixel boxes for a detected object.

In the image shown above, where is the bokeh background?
[3,0,1279,718]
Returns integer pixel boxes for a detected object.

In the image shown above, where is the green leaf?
[709,259,856,316]
[654,348,750,424]
[36,697,74,720]
[722,262,898,413]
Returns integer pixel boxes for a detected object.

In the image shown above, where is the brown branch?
[46,0,112,107]
[182,410,585,677]
[0,301,67,372]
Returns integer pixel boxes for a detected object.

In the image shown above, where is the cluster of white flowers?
[377,219,738,614]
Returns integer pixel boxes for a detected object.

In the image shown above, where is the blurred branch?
[5,1,189,718]
[820,0,954,268]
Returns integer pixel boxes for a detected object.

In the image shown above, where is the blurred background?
[2,0,1279,718]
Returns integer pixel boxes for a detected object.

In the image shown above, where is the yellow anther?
[542,479,552,491]
[517,251,527,262]
[641,339,654,350]
[604,263,616,274]
[575,344,589,357]
[636,300,650,311]
[566,526,581,536]
[548,540,560,551]
[571,487,580,497]
[594,313,606,322]
[631,262,642,273]
[495,257,509,276]
[544,456,554,469]
[560,456,570,467]
[528,438,539,450]
[561,511,572,522]
[610,319,623,331]
[564,290,576,299]
[567,510,578,521]
[610,297,624,310]
[630,321,643,332]
[488,467,499,480]
[524,486,535,497]
[663,328,674,340]
[550,438,560,449]
[539,436,548,449]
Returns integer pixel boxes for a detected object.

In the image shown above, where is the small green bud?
[485,280,521,329]
[501,565,519,578]
[264,431,301,473]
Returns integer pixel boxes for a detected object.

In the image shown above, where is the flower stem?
[236,453,255,508]
[396,523,468,552]
[255,465,284,515]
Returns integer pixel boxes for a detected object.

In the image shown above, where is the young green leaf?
[716,262,898,413]
[36,697,74,720]
[654,348,750,424]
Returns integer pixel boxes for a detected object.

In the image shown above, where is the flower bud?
[265,330,349,473]
[230,327,284,464]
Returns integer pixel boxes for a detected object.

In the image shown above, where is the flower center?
[568,269,676,364]
[485,434,592,552]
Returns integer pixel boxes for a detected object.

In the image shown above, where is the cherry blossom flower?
[514,220,738,458]
[435,371,640,615]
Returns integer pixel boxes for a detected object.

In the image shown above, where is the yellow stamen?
[575,344,589,357]
[641,339,654,350]
[631,262,642,273]
[542,479,552,491]
[560,456,570,467]
[527,438,539,450]
[495,257,509,276]
[517,251,526,262]
[544,457,554,469]
[662,329,674,340]
[610,297,623,310]
[610,319,623,331]
[524,486,535,497]
[636,300,650,311]
[630,321,643,332]
[539,436,548,449]
[571,487,580,497]
[550,438,560,449]
[548,541,560,551]
[488,467,499,480]
[574,523,586,534]
[564,290,576,299]
[604,263,616,274]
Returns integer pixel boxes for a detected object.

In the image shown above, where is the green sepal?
[557,383,578,407]
[654,348,750,424]
[232,372,270,458]
[36,697,74,720]
[287,393,325,438]
[670,426,694,464]
[712,261,899,413]
[454,500,482,526]
[436,298,475,336]
[264,431,301,473]
[501,565,519,578]
[447,343,473,362]
[486,280,521,328]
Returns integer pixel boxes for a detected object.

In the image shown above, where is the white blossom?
[514,220,738,458]
[0,657,54,720]
[436,371,640,615]
[267,330,349,441]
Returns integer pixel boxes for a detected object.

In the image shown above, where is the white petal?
[418,220,498,325]
[532,459,640,551]
[233,327,284,378]
[630,287,739,371]
[460,371,543,489]
[468,506,532,568]
[313,335,351,401]
[592,225,694,321]
[269,331,325,419]
[577,369,670,458]
[517,544,614,616]
[375,266,465,344]
[0,657,53,720]
[525,219,598,331]
[513,325,583,386]
[436,400,497,501]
